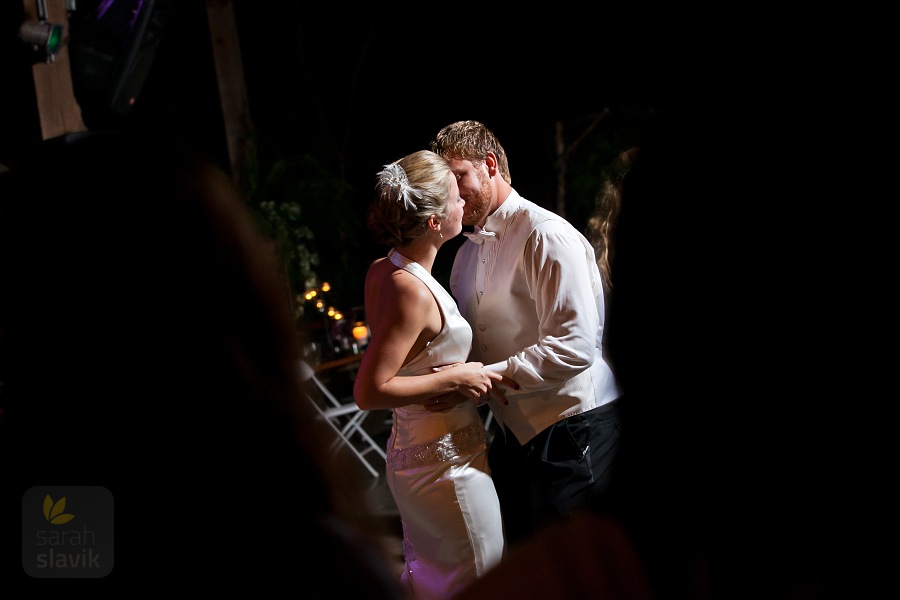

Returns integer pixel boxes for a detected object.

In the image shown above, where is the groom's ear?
[484,152,498,176]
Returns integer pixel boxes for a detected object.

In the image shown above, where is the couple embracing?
[353,120,621,600]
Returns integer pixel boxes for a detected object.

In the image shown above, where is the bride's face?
[442,173,465,239]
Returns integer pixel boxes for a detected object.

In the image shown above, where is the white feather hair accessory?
[377,162,420,211]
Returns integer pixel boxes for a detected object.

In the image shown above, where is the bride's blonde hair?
[367,150,452,247]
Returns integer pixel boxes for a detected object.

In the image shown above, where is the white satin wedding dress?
[385,248,504,600]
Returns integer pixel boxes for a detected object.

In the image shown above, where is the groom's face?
[447,157,491,228]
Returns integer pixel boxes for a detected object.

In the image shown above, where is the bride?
[354,150,516,599]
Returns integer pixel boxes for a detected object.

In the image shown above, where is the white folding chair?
[481,404,497,444]
[298,361,386,478]
[483,409,494,431]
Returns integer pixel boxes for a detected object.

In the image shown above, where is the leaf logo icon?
[43,494,75,525]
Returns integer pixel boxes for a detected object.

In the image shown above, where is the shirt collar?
[462,227,497,245]
[486,188,521,227]
[462,189,522,245]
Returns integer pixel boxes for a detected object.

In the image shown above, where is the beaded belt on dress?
[388,421,486,471]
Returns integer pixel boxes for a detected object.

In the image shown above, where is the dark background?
[1,1,713,312]
[1,2,864,596]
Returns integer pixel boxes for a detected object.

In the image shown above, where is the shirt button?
[481,258,486,263]
[479,291,483,296]
[478,324,486,331]
[480,344,487,352]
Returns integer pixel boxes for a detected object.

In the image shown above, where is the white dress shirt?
[450,189,621,444]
